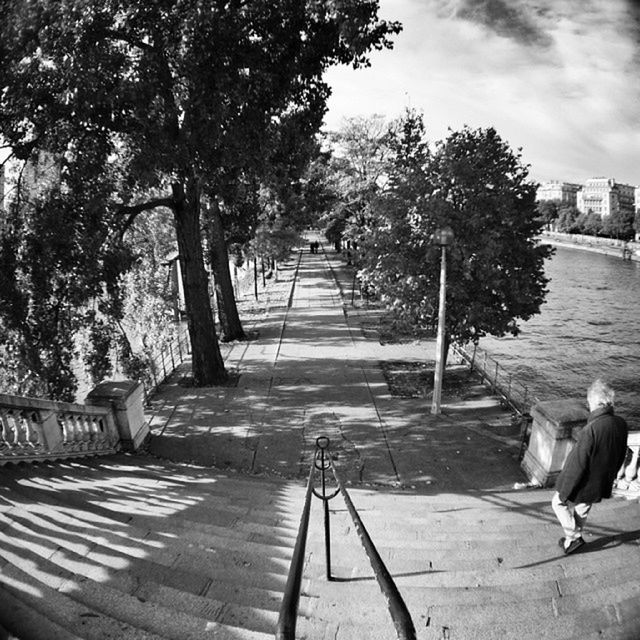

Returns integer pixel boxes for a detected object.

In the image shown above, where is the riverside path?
[146,234,522,491]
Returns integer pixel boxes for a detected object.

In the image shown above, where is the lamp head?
[432,226,454,247]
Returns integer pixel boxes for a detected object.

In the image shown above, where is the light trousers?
[552,491,592,541]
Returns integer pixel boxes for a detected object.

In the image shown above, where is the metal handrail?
[276,437,416,640]
[327,455,417,640]
[275,460,315,640]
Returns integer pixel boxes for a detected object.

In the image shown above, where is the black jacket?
[555,406,628,503]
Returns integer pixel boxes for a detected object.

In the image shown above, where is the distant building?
[576,178,635,218]
[537,181,581,206]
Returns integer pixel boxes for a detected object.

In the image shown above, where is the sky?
[322,0,640,187]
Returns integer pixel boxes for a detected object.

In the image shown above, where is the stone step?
[0,562,167,640]
[0,582,84,640]
[338,485,550,506]
[0,529,276,639]
[0,511,291,598]
[314,536,625,574]
[0,500,295,570]
[0,463,302,545]
[1,464,305,528]
[324,493,640,539]
[296,615,400,640]
[2,454,640,640]
[2,454,305,507]
[570,608,640,640]
[332,495,639,524]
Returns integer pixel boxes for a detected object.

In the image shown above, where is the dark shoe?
[562,537,585,555]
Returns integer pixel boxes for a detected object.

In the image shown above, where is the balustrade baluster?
[0,410,13,449]
[16,412,30,447]
[615,443,640,493]
[75,414,89,450]
[66,414,82,449]
[623,446,639,485]
[77,413,92,447]
[25,411,44,448]
[89,415,102,445]
[62,414,75,446]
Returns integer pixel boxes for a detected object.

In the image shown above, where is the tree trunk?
[172,181,227,385]
[207,200,245,342]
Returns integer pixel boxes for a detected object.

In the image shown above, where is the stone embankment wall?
[541,231,640,262]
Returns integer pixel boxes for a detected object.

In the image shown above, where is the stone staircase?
[0,455,303,640]
[323,488,640,640]
[1,455,640,639]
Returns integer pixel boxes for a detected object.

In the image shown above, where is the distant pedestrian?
[552,379,628,555]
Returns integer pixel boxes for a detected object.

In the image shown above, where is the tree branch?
[116,196,175,239]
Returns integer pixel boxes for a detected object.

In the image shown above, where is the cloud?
[624,0,640,64]
[437,0,554,48]
[323,0,640,185]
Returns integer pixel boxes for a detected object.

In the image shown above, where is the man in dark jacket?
[552,379,628,555]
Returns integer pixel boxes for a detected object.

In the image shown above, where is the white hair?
[587,379,615,409]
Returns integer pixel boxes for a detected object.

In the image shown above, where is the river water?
[479,245,640,423]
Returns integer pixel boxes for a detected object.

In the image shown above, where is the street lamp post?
[431,227,454,415]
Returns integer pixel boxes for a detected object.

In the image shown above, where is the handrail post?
[315,436,334,581]
[279,434,416,640]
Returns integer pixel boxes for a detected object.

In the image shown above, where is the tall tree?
[536,199,560,230]
[602,208,635,240]
[322,114,393,251]
[356,115,552,354]
[577,211,603,236]
[0,0,401,390]
[210,103,327,341]
[556,205,581,233]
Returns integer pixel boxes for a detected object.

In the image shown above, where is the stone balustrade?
[0,380,149,465]
[613,431,640,499]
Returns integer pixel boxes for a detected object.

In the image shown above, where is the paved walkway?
[146,235,528,492]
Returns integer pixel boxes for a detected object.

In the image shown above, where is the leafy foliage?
[601,208,635,241]
[0,177,135,400]
[322,115,392,250]
[350,112,553,347]
[536,199,560,228]
[0,0,401,395]
[556,205,581,233]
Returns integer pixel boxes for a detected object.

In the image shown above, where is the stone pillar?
[521,399,589,487]
[86,380,149,452]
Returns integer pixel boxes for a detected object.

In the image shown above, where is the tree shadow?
[0,457,304,639]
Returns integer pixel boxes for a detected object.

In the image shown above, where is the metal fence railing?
[451,343,540,460]
[145,325,191,399]
[451,343,539,416]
